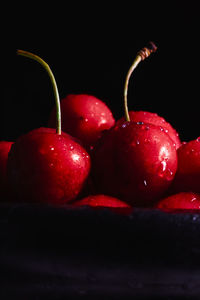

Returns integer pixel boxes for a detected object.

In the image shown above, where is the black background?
[2,3,200,143]
[1,4,200,299]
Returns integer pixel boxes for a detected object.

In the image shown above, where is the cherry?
[92,122,177,206]
[92,43,178,206]
[117,111,181,150]
[48,94,115,150]
[156,192,200,210]
[73,194,132,215]
[73,194,131,208]
[7,51,91,204]
[0,141,13,199]
[116,41,181,150]
[170,138,200,193]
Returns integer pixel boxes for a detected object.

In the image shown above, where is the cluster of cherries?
[1,43,200,211]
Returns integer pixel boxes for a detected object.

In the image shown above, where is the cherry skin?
[92,121,178,207]
[48,94,115,150]
[117,111,181,150]
[156,192,200,210]
[11,50,91,205]
[171,137,200,193]
[73,194,131,207]
[0,141,13,199]
[73,194,132,215]
[119,42,180,150]
[7,128,91,204]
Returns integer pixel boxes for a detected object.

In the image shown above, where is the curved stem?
[123,42,157,122]
[124,55,142,122]
[17,50,61,135]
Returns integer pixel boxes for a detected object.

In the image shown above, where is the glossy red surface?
[7,128,91,204]
[92,121,178,206]
[48,94,115,149]
[156,192,200,210]
[73,194,131,207]
[172,138,200,193]
[117,111,181,150]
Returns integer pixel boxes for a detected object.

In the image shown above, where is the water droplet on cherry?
[191,196,197,202]
[144,138,150,143]
[158,161,167,178]
[186,148,195,155]
[143,179,147,186]
[165,169,174,181]
[157,160,174,181]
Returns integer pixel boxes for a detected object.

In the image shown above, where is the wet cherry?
[92,43,178,206]
[73,194,131,208]
[156,192,200,210]
[171,137,200,193]
[92,121,177,206]
[117,111,181,150]
[7,128,91,204]
[117,41,181,150]
[48,94,115,150]
[7,51,91,204]
[73,194,132,215]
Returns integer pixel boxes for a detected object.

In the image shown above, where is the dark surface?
[1,204,200,299]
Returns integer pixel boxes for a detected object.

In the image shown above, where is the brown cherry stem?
[124,42,157,122]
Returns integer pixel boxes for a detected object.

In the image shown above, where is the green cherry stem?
[123,42,157,122]
[17,50,62,135]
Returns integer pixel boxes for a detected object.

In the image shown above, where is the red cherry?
[119,42,181,150]
[48,94,115,149]
[7,128,91,204]
[92,43,177,206]
[92,121,178,206]
[117,111,181,150]
[0,141,13,198]
[73,194,131,207]
[171,137,200,193]
[7,50,91,204]
[156,192,200,210]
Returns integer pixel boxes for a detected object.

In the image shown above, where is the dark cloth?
[1,204,200,299]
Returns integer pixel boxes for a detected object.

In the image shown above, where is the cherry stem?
[123,42,157,122]
[17,50,61,135]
